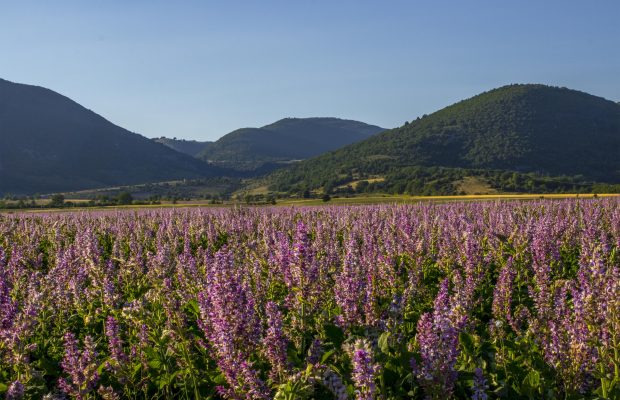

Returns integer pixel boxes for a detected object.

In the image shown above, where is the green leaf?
[378,331,391,354]
[518,369,542,397]
[382,367,399,386]
[184,299,200,316]
[505,361,525,382]
[286,343,303,365]
[324,324,345,347]
[212,372,227,386]
[158,378,168,390]
[321,349,336,364]
[523,369,540,387]
[97,360,109,374]
[398,350,415,369]
[132,363,143,379]
[459,331,475,356]
[35,356,60,377]
[403,311,417,321]
[403,322,416,334]
[596,377,620,398]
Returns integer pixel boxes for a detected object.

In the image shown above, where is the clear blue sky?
[1,1,619,141]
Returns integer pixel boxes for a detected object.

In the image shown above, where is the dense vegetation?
[276,166,620,198]
[0,200,619,399]
[0,192,141,210]
[0,178,244,210]
[197,118,384,171]
[0,79,222,196]
[270,85,620,195]
[61,177,242,203]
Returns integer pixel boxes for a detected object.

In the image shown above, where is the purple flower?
[6,380,25,400]
[472,368,488,400]
[306,338,323,365]
[105,316,128,368]
[102,274,118,308]
[322,368,348,400]
[58,332,100,400]
[197,249,269,399]
[492,257,521,332]
[97,385,120,400]
[0,251,17,336]
[334,238,367,329]
[348,338,379,400]
[413,279,465,399]
[263,301,289,382]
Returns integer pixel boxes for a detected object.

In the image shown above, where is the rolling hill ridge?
[153,137,213,157]
[3,80,618,198]
[196,117,385,171]
[0,78,221,195]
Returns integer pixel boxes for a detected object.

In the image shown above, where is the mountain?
[196,117,384,171]
[0,78,220,195]
[270,84,620,195]
[153,137,213,157]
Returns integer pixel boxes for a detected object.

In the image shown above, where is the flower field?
[1,199,619,399]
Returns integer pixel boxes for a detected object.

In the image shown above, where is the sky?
[1,1,619,141]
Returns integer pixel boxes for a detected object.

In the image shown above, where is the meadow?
[1,199,619,399]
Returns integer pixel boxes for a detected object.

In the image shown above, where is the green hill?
[153,137,213,157]
[269,84,620,195]
[197,117,384,171]
[0,78,221,195]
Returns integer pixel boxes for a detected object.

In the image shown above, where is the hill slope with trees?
[269,84,620,195]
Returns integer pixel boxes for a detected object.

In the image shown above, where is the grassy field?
[455,176,499,195]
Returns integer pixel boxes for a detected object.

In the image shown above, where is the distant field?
[2,193,618,213]
[275,193,619,206]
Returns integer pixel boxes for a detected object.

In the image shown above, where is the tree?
[49,194,65,208]
[322,194,331,202]
[356,180,369,193]
[117,192,133,205]
[323,180,336,194]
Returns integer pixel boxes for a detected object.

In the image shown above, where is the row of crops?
[1,199,619,399]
